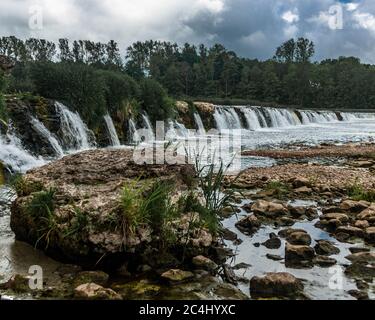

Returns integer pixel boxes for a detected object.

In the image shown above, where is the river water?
[1,105,375,300]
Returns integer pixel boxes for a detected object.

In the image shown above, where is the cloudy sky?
[1,0,375,63]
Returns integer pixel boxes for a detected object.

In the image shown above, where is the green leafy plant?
[266,180,290,197]
[347,182,375,202]
[117,178,177,248]
[64,207,89,238]
[25,188,57,249]
[10,174,43,197]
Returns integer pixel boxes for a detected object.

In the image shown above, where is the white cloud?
[282,9,299,24]
[353,12,375,32]
[346,3,360,12]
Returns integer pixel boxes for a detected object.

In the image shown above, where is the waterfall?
[213,105,375,131]
[30,117,64,157]
[213,107,242,131]
[0,133,45,173]
[194,113,206,135]
[104,113,121,146]
[128,119,140,143]
[227,108,242,129]
[242,108,261,130]
[142,113,155,141]
[174,120,189,137]
[213,108,227,131]
[55,102,95,151]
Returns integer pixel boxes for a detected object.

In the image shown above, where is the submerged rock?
[285,243,315,268]
[314,240,340,256]
[365,227,375,244]
[250,273,304,299]
[262,233,282,249]
[286,231,312,246]
[161,269,194,284]
[313,256,337,267]
[74,283,122,300]
[251,200,288,217]
[235,215,260,235]
[192,256,218,272]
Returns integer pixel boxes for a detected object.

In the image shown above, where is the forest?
[0,36,374,127]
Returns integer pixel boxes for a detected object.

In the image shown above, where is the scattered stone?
[221,228,238,242]
[313,256,337,267]
[314,240,340,256]
[74,283,122,300]
[289,206,306,218]
[364,227,375,244]
[294,186,312,194]
[278,217,295,227]
[192,256,218,272]
[161,269,194,284]
[278,228,307,238]
[112,279,161,300]
[345,252,375,264]
[322,206,345,214]
[235,215,260,235]
[349,247,370,254]
[285,243,315,268]
[233,263,252,270]
[292,178,311,188]
[266,254,284,261]
[335,232,352,243]
[357,205,375,222]
[221,206,236,218]
[73,271,109,287]
[354,220,370,229]
[350,160,373,168]
[321,213,349,224]
[286,232,312,246]
[251,200,288,217]
[0,274,32,293]
[340,200,369,213]
[250,273,304,299]
[348,290,369,300]
[336,226,364,238]
[261,233,281,250]
[223,264,238,285]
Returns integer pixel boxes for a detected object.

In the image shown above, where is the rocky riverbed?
[0,143,374,300]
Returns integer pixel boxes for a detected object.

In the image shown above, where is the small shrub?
[117,179,177,245]
[266,180,290,197]
[64,207,89,238]
[10,174,43,196]
[347,182,375,202]
[25,188,57,249]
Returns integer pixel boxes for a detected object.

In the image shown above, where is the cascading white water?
[141,113,155,141]
[213,108,227,131]
[128,119,140,143]
[194,112,206,135]
[214,107,243,131]
[104,113,121,147]
[55,102,94,151]
[30,117,64,157]
[213,105,375,131]
[0,133,45,173]
[242,108,261,130]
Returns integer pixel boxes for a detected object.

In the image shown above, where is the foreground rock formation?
[10,149,210,269]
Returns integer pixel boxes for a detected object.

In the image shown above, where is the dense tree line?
[1,35,374,124]
[125,38,375,109]
[0,36,174,126]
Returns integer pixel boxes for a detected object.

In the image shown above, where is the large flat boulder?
[250,272,304,299]
[10,149,197,267]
